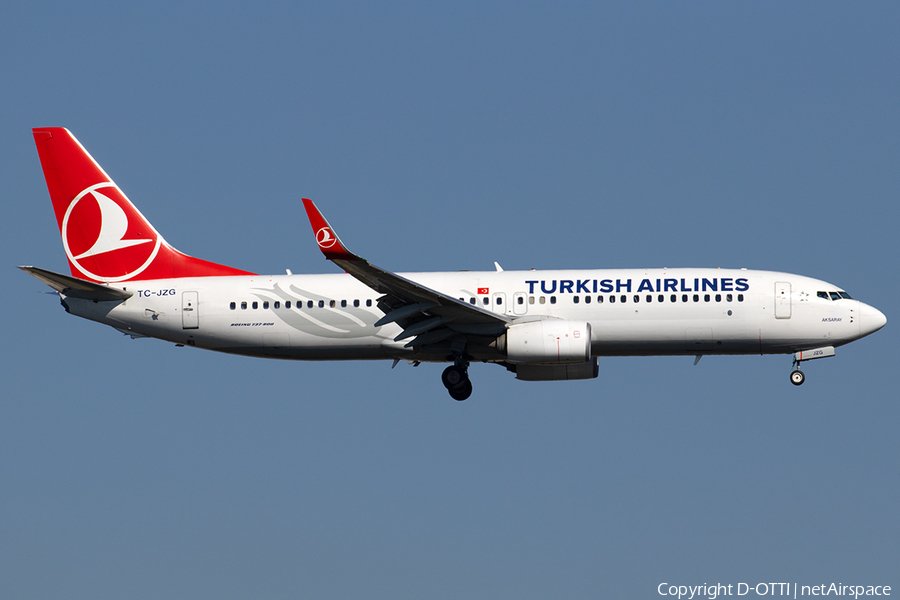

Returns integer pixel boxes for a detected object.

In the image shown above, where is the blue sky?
[2,2,898,598]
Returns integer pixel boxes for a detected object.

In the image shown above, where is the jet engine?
[501,319,591,364]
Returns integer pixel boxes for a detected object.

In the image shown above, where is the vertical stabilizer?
[32,128,254,282]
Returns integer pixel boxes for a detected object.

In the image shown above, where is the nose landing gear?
[788,346,835,386]
[442,361,472,401]
[790,355,806,386]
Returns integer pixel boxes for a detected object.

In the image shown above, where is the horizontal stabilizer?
[18,266,133,301]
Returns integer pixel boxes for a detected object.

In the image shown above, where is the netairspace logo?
[657,582,891,600]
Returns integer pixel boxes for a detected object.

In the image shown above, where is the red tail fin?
[32,128,254,283]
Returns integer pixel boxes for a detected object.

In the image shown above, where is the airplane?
[21,127,887,400]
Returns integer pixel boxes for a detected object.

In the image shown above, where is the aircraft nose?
[859,301,887,337]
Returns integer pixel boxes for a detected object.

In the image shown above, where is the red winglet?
[301,198,358,261]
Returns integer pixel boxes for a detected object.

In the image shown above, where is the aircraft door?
[513,292,528,315]
[182,291,199,329]
[775,282,791,319]
[492,292,507,314]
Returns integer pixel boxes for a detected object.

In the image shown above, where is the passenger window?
[621,295,627,303]
[496,297,502,305]
[597,296,604,304]
[354,299,360,307]
[670,294,676,302]
[341,300,347,308]
[517,296,524,305]
[817,291,829,300]
[330,300,336,308]
[682,294,688,302]
[230,302,236,310]
[469,298,475,305]
[693,294,699,303]
[585,296,591,304]
[252,301,258,309]
[633,295,639,303]
[658,294,664,303]
[646,294,652,303]
[573,296,580,304]
[241,301,247,309]
[737,294,744,302]
[704,294,710,302]
[366,299,372,307]
[263,301,269,309]
[610,295,616,304]
[715,294,721,302]
[528,296,535,305]
[829,292,841,301]
[539,296,546,304]
[726,294,733,302]
[550,296,557,304]
[318,300,324,308]
[286,301,292,309]
[274,301,280,309]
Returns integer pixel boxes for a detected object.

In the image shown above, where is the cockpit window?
[817,291,829,300]
[829,292,841,301]
[839,292,852,300]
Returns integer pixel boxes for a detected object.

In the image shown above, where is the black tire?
[442,365,466,389]
[449,379,473,401]
[790,370,805,386]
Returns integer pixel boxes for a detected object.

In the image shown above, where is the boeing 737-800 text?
[21,128,887,400]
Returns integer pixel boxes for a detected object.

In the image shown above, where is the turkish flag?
[477,287,489,294]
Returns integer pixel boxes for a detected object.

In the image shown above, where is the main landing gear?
[442,361,472,401]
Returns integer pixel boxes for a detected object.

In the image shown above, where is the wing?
[301,199,510,351]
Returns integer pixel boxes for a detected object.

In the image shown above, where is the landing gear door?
[182,291,199,329]
[775,282,791,319]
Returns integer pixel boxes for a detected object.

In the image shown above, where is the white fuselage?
[61,267,883,363]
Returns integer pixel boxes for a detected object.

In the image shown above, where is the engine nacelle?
[504,319,591,364]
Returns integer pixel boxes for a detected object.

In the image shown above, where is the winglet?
[301,198,359,261]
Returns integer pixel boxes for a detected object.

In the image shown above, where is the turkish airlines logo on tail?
[316,227,337,249]
[62,183,161,282]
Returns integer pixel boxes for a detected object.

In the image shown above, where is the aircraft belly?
[590,316,759,356]
[216,345,393,361]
